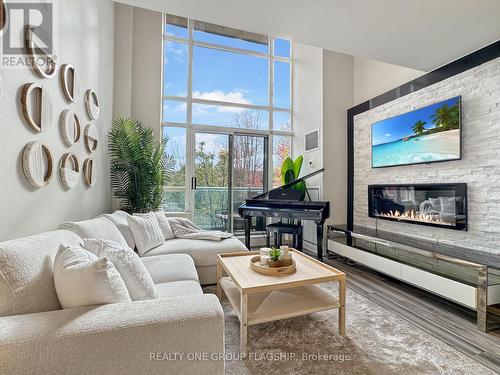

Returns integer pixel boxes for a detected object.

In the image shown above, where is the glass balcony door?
[193,132,231,231]
[232,134,267,234]
[192,132,268,233]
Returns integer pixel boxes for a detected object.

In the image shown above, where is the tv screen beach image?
[371,96,461,168]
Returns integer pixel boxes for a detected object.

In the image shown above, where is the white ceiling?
[116,0,500,71]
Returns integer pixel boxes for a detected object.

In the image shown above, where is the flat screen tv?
[371,96,461,168]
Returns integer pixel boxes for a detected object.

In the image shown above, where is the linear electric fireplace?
[368,183,467,230]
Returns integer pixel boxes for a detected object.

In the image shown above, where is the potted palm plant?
[108,118,173,213]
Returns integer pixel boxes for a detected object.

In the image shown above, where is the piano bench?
[266,222,303,251]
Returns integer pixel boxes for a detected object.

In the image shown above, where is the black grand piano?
[238,169,330,260]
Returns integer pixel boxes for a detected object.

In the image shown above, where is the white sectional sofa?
[142,237,247,285]
[0,214,248,374]
[64,212,248,285]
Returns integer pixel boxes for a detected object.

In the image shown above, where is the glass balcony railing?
[162,186,265,233]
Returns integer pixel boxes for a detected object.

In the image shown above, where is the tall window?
[162,14,292,217]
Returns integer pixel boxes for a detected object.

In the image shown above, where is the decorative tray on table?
[250,255,296,276]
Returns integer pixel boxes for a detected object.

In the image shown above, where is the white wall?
[322,50,354,225]
[292,48,354,248]
[291,43,323,249]
[0,0,115,241]
[130,8,162,136]
[320,53,423,225]
[292,43,323,189]
[354,57,424,105]
[113,5,162,135]
[113,3,133,118]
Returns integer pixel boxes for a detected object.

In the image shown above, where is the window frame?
[161,15,293,213]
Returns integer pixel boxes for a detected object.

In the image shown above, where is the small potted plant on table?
[267,248,282,268]
[267,247,293,268]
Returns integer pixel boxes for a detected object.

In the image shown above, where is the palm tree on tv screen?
[430,103,460,131]
[412,120,426,135]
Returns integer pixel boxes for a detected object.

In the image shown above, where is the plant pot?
[267,258,293,268]
[267,260,282,268]
[279,257,293,267]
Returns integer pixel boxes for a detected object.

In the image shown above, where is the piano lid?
[251,168,325,200]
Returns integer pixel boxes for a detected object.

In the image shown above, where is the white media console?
[327,225,500,331]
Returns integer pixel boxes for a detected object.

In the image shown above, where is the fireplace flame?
[378,210,454,226]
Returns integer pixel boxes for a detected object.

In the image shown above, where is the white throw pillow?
[54,245,131,309]
[135,211,174,240]
[128,213,165,256]
[101,210,136,250]
[154,211,175,240]
[83,238,158,301]
[59,217,129,248]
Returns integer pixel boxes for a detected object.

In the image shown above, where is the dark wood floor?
[318,253,500,373]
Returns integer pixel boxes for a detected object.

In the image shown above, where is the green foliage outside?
[194,140,231,228]
[164,111,290,229]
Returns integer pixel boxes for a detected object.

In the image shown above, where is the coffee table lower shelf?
[220,277,340,325]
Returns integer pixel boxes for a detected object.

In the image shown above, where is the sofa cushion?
[140,254,199,284]
[101,210,135,249]
[0,230,82,316]
[156,280,203,298]
[142,237,247,267]
[54,245,132,309]
[136,211,175,240]
[83,239,158,301]
[154,212,175,240]
[128,213,165,256]
[59,217,128,248]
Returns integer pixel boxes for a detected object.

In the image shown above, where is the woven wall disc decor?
[22,141,53,188]
[59,153,80,189]
[0,1,6,32]
[82,158,96,187]
[60,64,80,102]
[60,109,81,146]
[21,83,53,133]
[84,123,98,153]
[84,89,100,120]
[24,25,57,79]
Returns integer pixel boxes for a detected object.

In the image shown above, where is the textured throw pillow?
[128,213,165,256]
[59,217,129,248]
[54,245,131,309]
[154,211,175,240]
[101,211,136,250]
[83,238,158,301]
[135,211,174,240]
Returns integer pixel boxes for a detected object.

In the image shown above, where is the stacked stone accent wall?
[353,57,500,254]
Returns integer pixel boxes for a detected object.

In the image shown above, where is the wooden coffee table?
[216,249,346,355]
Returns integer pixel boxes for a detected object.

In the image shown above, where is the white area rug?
[206,283,493,375]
